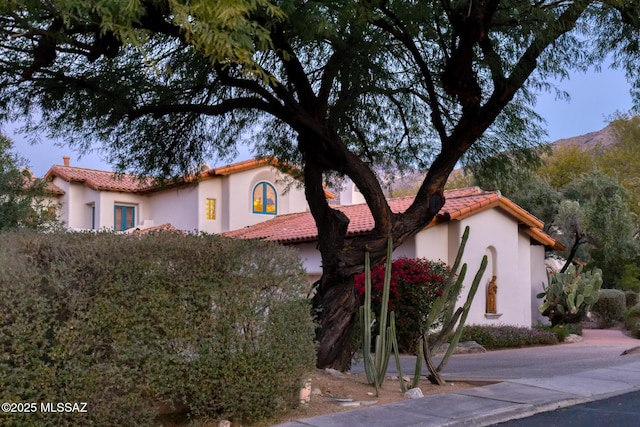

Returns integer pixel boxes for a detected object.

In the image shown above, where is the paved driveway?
[351,329,640,381]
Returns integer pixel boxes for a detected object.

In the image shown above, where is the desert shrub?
[0,230,316,426]
[563,322,583,336]
[591,289,626,328]
[624,304,640,339]
[625,291,639,309]
[458,325,558,349]
[354,257,449,353]
[535,323,582,342]
[617,263,640,292]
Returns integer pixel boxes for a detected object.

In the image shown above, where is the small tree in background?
[599,114,640,218]
[354,257,449,353]
[0,134,56,230]
[472,142,639,289]
[561,171,638,285]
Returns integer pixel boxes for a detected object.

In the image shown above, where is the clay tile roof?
[224,187,562,250]
[127,223,181,235]
[204,157,335,199]
[43,158,336,198]
[45,181,65,195]
[45,165,152,192]
[24,174,65,195]
[207,158,277,176]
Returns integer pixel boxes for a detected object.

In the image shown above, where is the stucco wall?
[146,185,200,233]
[53,164,309,233]
[96,191,149,231]
[291,208,542,328]
[440,209,531,327]
[52,177,71,226]
[68,182,88,229]
[60,181,102,230]
[530,245,549,325]
[292,242,323,277]
[414,225,449,262]
[224,167,308,232]
[515,233,534,325]
[196,179,223,234]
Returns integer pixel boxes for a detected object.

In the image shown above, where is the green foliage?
[538,265,603,326]
[535,323,582,342]
[354,257,450,353]
[459,325,558,349]
[592,288,626,328]
[1,1,638,177]
[2,0,640,369]
[507,175,562,230]
[538,145,597,189]
[421,226,488,385]
[0,230,316,426]
[618,264,640,292]
[360,238,408,395]
[625,290,639,308]
[562,171,638,285]
[0,134,57,230]
[624,304,640,339]
[472,119,640,290]
[599,114,640,217]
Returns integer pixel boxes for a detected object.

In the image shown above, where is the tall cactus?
[421,226,488,385]
[361,237,405,395]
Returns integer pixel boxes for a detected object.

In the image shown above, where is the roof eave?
[522,226,565,251]
[497,197,544,229]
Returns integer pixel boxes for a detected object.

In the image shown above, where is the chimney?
[63,156,70,167]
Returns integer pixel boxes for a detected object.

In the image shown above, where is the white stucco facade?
[291,207,550,328]
[45,159,310,234]
[46,161,555,329]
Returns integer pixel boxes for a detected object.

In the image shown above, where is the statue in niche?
[486,275,497,314]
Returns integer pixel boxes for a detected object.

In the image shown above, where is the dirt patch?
[266,369,475,426]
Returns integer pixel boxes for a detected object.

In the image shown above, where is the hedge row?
[0,230,316,426]
[592,289,626,327]
[459,324,558,349]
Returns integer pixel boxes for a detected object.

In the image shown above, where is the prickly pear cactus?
[538,264,602,325]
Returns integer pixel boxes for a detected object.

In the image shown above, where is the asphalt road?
[351,329,640,381]
[495,389,640,427]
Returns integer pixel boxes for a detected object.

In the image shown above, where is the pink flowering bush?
[354,257,450,353]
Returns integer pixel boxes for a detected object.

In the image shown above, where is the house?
[42,155,561,327]
[225,186,564,327]
[43,156,312,233]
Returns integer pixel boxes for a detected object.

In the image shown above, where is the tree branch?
[373,7,448,142]
[270,29,317,113]
[127,97,288,123]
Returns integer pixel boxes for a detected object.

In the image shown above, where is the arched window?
[252,182,277,214]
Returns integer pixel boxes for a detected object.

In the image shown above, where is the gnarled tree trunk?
[302,131,453,370]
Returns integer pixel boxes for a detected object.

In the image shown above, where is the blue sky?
[5,65,635,177]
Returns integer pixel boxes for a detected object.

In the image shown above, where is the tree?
[561,170,638,287]
[1,1,639,369]
[473,149,639,287]
[469,148,562,230]
[0,133,55,230]
[598,114,640,221]
[538,144,596,189]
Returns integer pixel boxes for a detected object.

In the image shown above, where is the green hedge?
[624,304,640,339]
[0,231,316,426]
[592,289,626,327]
[458,324,558,349]
[625,291,639,309]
